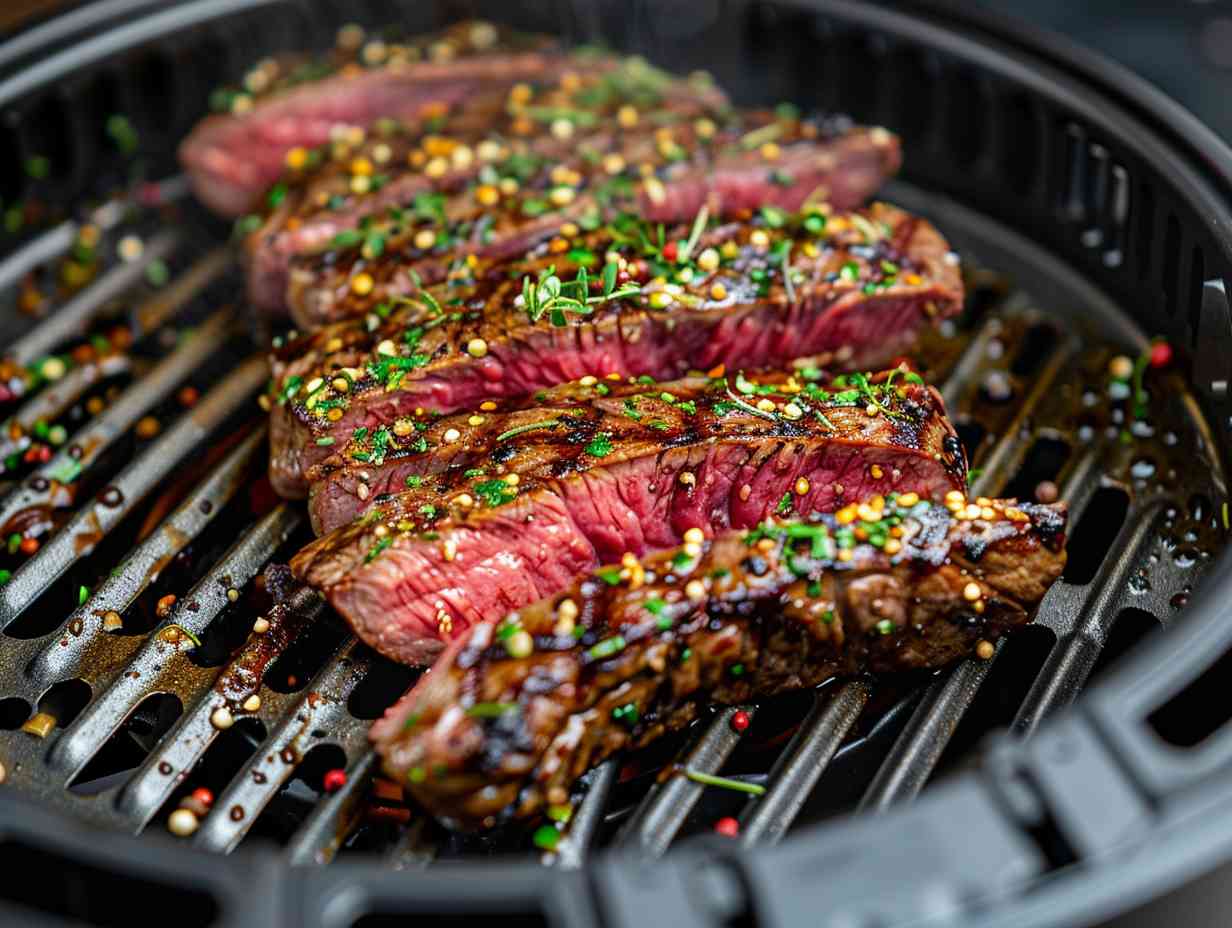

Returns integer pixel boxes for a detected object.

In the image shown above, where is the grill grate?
[0,166,1223,875]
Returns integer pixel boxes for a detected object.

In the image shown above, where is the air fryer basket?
[1,1,1231,926]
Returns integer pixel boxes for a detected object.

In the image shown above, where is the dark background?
[3,0,1232,144]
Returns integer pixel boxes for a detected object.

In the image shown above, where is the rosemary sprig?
[497,418,561,442]
[678,204,709,262]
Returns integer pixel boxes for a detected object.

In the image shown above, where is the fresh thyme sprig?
[521,262,641,326]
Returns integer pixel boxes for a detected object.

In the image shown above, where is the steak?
[371,498,1068,827]
[289,369,967,665]
[306,368,961,535]
[268,202,961,498]
[245,55,735,316]
[179,21,562,216]
[278,116,900,327]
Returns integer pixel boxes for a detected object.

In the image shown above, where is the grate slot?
[615,705,754,855]
[1010,499,1170,736]
[107,507,308,829]
[192,636,373,854]
[7,230,179,368]
[858,424,1111,811]
[285,748,381,866]
[24,425,265,688]
[46,502,303,785]
[131,247,232,336]
[737,681,870,846]
[0,339,263,632]
[551,759,617,868]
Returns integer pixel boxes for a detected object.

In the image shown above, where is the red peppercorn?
[730,710,751,733]
[191,787,214,808]
[714,816,739,837]
[662,241,678,262]
[1149,341,1172,369]
[18,537,39,556]
[323,768,347,793]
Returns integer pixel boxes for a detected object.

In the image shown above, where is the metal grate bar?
[0,198,129,296]
[285,748,381,866]
[0,353,132,464]
[109,506,309,829]
[738,681,870,846]
[0,341,263,631]
[8,230,180,368]
[1010,498,1170,736]
[552,759,617,868]
[131,247,232,335]
[47,502,304,784]
[857,414,1103,812]
[25,425,266,687]
[615,706,754,855]
[193,636,373,854]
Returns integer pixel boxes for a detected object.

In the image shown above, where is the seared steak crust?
[269,202,961,498]
[306,368,963,535]
[290,369,967,665]
[247,55,737,317]
[180,21,561,217]
[279,115,898,327]
[372,498,1068,827]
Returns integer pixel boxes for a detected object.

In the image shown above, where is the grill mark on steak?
[246,56,738,317]
[305,369,963,535]
[370,499,1068,827]
[278,116,899,327]
[268,202,960,498]
[289,369,967,666]
[179,21,563,217]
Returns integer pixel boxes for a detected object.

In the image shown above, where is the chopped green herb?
[684,769,765,795]
[588,635,627,659]
[584,432,613,457]
[465,702,518,718]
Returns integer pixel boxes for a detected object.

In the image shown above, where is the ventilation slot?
[0,840,219,928]
[886,45,936,149]
[945,69,988,169]
[1134,181,1155,282]
[245,742,350,846]
[1162,213,1181,318]
[1001,437,1070,502]
[1010,323,1059,377]
[1149,641,1232,748]
[0,696,30,730]
[1188,246,1206,343]
[35,678,92,730]
[1062,486,1130,584]
[999,91,1042,196]
[1103,164,1130,268]
[1058,123,1087,222]
[348,657,421,720]
[1080,144,1109,250]
[264,620,348,694]
[1089,608,1160,684]
[69,693,183,794]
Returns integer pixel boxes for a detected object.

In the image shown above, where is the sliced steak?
[180,21,561,216]
[279,116,899,327]
[372,498,1068,827]
[289,369,967,665]
[245,56,733,316]
[306,368,960,535]
[269,202,961,498]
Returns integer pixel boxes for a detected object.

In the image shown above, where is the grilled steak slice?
[373,498,1068,827]
[245,56,734,316]
[269,202,961,498]
[180,21,561,216]
[290,369,967,665]
[279,115,899,327]
[306,368,962,535]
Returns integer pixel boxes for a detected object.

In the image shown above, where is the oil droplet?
[99,486,124,507]
[252,770,267,784]
[1130,419,1154,438]
[1077,424,1096,443]
[1130,458,1156,480]
[158,761,173,775]
[1162,431,1179,447]
[230,805,245,821]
